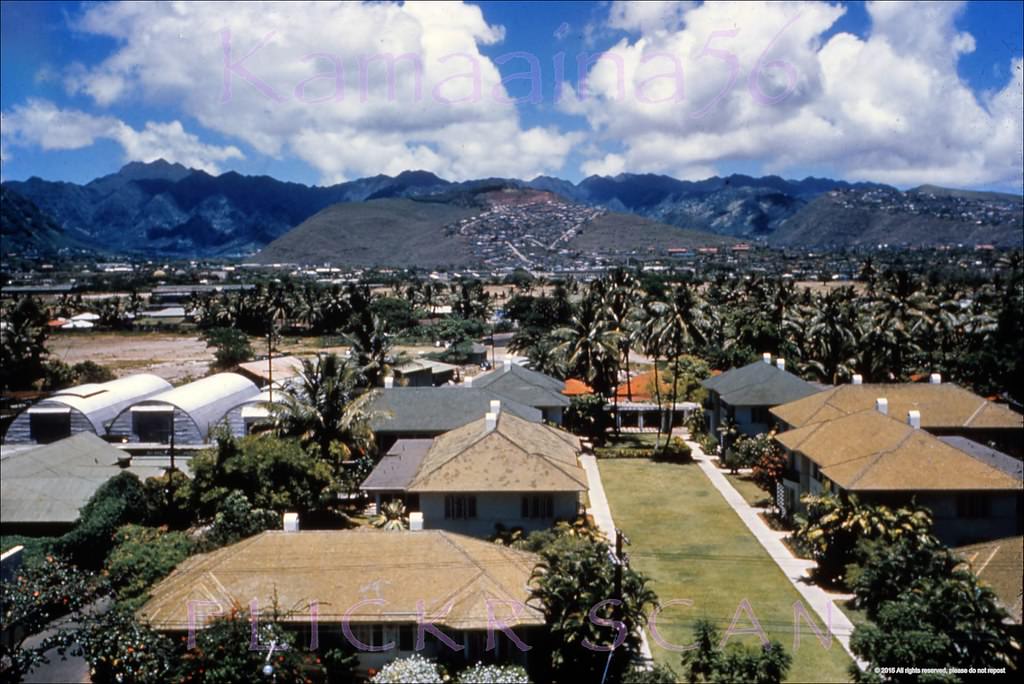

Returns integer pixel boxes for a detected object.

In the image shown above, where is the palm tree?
[271,353,377,465]
[345,312,406,387]
[804,287,858,384]
[552,292,619,397]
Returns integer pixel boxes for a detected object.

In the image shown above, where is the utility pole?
[602,528,630,684]
[169,422,176,473]
[267,330,274,404]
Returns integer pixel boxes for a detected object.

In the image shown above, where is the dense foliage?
[105,524,194,609]
[679,618,792,684]
[370,654,444,683]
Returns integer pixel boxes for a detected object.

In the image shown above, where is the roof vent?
[851,374,863,385]
[762,352,772,364]
[465,375,473,387]
[484,411,498,432]
[283,512,299,533]
[876,397,888,415]
[929,373,941,385]
[907,410,921,429]
[503,358,513,372]
[409,511,424,531]
[775,358,786,371]
[116,454,133,468]
[489,399,501,415]
[384,376,394,389]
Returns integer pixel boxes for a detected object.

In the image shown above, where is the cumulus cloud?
[62,0,576,181]
[1,99,244,173]
[574,0,1023,189]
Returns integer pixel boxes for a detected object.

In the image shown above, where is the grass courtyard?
[599,459,854,682]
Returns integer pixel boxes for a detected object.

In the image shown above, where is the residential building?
[235,355,306,389]
[770,376,1024,456]
[108,373,260,445]
[363,409,587,537]
[138,529,544,672]
[1,433,167,535]
[4,374,172,445]
[368,387,541,451]
[955,536,1023,631]
[611,370,698,431]
[392,359,459,387]
[467,360,569,425]
[701,355,822,439]
[776,406,1022,546]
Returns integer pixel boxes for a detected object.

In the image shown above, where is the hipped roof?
[138,529,545,631]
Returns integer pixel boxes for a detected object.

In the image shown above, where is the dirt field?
[47,332,215,384]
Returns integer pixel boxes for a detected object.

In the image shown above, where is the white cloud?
[607,1,695,35]
[1,99,243,173]
[63,0,576,182]
[574,0,1023,189]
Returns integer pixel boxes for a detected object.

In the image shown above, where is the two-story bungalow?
[775,405,1022,546]
[701,354,822,440]
[362,408,587,537]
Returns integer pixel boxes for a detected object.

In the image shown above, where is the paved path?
[685,439,867,670]
[580,453,655,667]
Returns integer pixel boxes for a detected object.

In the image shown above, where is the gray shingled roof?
[1,433,166,525]
[938,436,1023,481]
[368,387,541,434]
[361,439,433,490]
[469,364,570,408]
[702,360,820,407]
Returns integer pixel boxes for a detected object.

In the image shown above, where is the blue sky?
[1,1,1022,191]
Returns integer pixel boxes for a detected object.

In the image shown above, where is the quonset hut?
[5,374,173,445]
[108,373,260,445]
[219,389,276,437]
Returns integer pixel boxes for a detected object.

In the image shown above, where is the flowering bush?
[371,654,444,683]
[457,662,531,683]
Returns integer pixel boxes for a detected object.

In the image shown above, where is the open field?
[47,332,215,383]
[600,459,853,682]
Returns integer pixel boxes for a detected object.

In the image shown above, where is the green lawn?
[600,460,853,682]
[725,473,773,508]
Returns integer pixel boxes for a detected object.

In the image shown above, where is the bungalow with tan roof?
[775,405,1022,546]
[137,529,544,673]
[362,407,587,537]
[770,375,1024,457]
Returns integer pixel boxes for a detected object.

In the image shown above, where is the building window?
[956,494,991,519]
[398,625,415,651]
[444,495,477,520]
[133,410,173,443]
[29,411,71,443]
[521,495,554,519]
[751,406,772,424]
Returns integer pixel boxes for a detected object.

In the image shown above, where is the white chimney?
[875,397,888,415]
[484,411,498,432]
[929,373,941,385]
[775,358,786,372]
[409,511,424,531]
[503,358,513,372]
[489,399,501,415]
[283,512,299,533]
[465,375,473,387]
[762,352,772,364]
[852,374,863,385]
[907,410,921,429]
[384,376,394,388]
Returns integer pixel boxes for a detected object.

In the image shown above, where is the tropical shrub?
[63,607,175,684]
[654,436,692,463]
[105,524,194,608]
[203,490,279,548]
[202,327,254,369]
[371,500,408,531]
[56,471,154,569]
[456,662,530,683]
[565,393,610,444]
[680,619,792,684]
[371,654,444,683]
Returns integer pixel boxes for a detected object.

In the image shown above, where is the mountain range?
[2,160,1021,261]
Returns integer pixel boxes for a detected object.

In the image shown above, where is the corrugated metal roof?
[1,433,166,525]
[36,374,172,433]
[134,373,259,437]
[138,529,545,631]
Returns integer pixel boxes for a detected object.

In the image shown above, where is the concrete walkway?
[580,453,655,666]
[684,439,866,670]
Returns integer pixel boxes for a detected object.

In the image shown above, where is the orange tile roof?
[614,371,670,401]
[562,379,594,396]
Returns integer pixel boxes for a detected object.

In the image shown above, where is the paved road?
[685,439,867,670]
[580,453,655,666]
